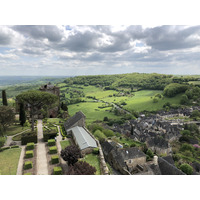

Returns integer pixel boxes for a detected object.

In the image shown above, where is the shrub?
[24,161,33,170]
[25,150,34,158]
[153,98,158,103]
[93,130,106,141]
[49,146,57,154]
[146,149,154,158]
[103,129,114,137]
[53,166,62,175]
[180,163,193,175]
[21,131,37,145]
[130,143,136,147]
[26,142,34,150]
[51,155,59,164]
[48,139,56,146]
[92,147,99,155]
[11,145,19,149]
[0,146,10,152]
[43,130,57,142]
[0,137,6,148]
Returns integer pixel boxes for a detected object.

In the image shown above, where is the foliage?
[61,145,81,166]
[48,139,56,146]
[51,155,59,164]
[25,150,34,158]
[49,146,57,154]
[0,106,15,135]
[2,90,8,106]
[67,161,96,175]
[179,163,193,175]
[16,90,58,131]
[180,143,194,153]
[24,161,33,170]
[93,130,107,141]
[92,147,99,155]
[191,110,200,119]
[19,103,26,126]
[163,83,188,97]
[43,129,57,142]
[0,136,5,148]
[21,130,37,145]
[53,166,62,175]
[153,97,158,103]
[146,149,154,158]
[26,142,34,150]
[102,129,114,137]
[180,94,189,105]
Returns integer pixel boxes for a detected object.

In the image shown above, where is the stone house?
[64,111,97,155]
[101,141,146,175]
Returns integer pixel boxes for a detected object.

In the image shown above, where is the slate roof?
[64,111,86,130]
[68,126,97,150]
[101,141,116,157]
[162,156,175,165]
[158,157,185,175]
[147,136,169,149]
[118,147,146,160]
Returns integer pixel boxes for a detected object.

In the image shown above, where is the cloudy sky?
[1,25,200,76]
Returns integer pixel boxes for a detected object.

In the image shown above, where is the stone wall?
[125,156,146,170]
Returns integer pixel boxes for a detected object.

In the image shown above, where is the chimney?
[153,155,158,165]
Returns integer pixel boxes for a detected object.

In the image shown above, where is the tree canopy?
[16,90,58,131]
[0,106,15,135]
[61,145,81,166]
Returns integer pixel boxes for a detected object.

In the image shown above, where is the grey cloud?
[12,25,63,42]
[59,31,100,52]
[0,27,12,45]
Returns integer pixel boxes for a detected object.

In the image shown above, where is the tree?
[180,163,193,175]
[61,145,81,166]
[67,161,96,175]
[19,103,26,126]
[61,102,68,111]
[16,90,58,131]
[180,94,189,105]
[2,90,8,106]
[0,106,15,135]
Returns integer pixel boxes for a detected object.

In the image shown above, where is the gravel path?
[16,146,25,175]
[36,120,49,175]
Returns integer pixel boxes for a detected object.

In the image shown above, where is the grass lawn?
[81,153,101,175]
[113,136,143,147]
[0,148,21,175]
[123,90,183,112]
[68,102,121,124]
[47,118,64,124]
[60,140,71,149]
[5,125,30,136]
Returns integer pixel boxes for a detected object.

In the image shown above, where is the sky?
[1,25,200,76]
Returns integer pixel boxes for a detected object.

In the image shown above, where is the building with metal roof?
[68,126,97,154]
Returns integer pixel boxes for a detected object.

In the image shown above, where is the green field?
[47,118,64,124]
[68,102,121,124]
[81,153,101,175]
[0,148,21,175]
[188,81,200,85]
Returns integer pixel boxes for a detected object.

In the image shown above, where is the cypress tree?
[2,90,8,106]
[19,103,26,126]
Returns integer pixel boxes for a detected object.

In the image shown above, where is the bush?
[0,146,10,152]
[92,147,99,155]
[153,98,158,103]
[26,142,34,150]
[93,130,107,142]
[21,131,37,145]
[53,166,62,175]
[180,163,193,175]
[51,155,59,164]
[24,161,33,170]
[0,137,6,148]
[25,150,34,158]
[49,146,57,154]
[11,145,19,149]
[48,139,56,146]
[146,149,154,158]
[43,130,57,142]
[103,129,114,137]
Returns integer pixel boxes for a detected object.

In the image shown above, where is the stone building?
[39,82,60,118]
[101,141,146,175]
